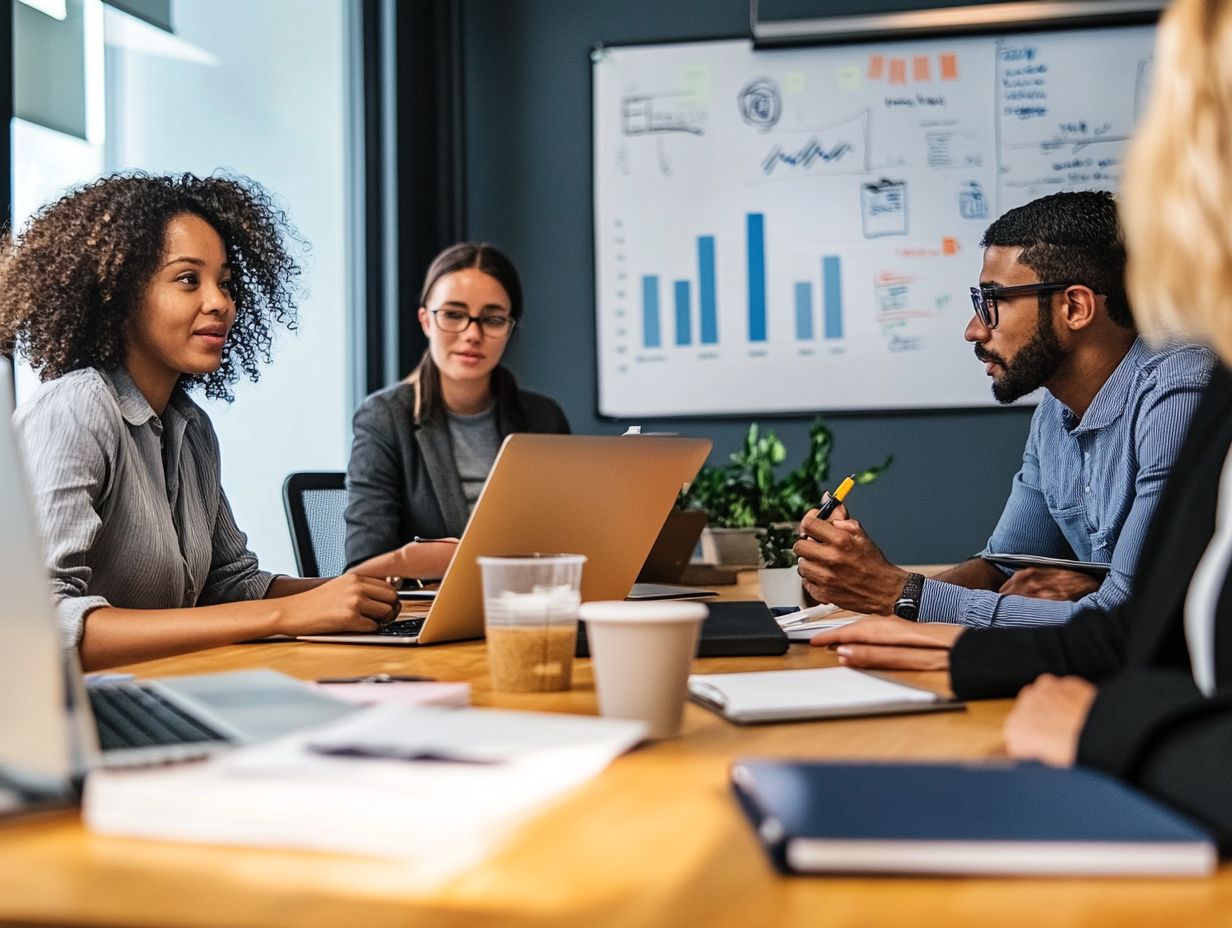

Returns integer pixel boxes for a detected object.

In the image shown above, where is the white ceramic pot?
[700,526,761,567]
[757,566,806,608]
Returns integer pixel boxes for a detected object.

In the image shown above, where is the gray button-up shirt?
[13,366,275,646]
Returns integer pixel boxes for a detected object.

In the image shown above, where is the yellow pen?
[816,474,856,520]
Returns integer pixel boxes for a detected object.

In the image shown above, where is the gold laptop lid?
[418,434,711,644]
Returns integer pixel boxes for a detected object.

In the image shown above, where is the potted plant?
[680,419,891,568]
[756,523,807,607]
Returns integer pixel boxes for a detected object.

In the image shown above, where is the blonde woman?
[810,0,1232,846]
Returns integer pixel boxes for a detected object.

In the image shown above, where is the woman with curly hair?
[0,172,450,670]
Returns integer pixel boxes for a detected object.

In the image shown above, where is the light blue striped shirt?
[12,367,275,646]
[921,338,1214,628]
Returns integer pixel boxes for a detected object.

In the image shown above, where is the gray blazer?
[343,367,570,568]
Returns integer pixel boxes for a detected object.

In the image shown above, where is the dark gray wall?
[458,0,1034,564]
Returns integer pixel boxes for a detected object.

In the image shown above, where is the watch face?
[894,601,918,620]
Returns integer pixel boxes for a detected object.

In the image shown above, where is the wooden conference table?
[1,573,1228,928]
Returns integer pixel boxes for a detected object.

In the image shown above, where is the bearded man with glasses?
[796,190,1214,629]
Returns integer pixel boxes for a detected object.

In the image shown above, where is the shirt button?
[1085,486,1091,493]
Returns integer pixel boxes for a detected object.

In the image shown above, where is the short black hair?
[980,190,1132,329]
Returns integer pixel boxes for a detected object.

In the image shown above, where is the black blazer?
[343,367,570,569]
[951,365,1232,848]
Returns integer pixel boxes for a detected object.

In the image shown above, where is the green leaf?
[680,419,892,530]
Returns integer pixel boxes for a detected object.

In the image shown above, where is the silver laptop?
[299,433,712,646]
[0,365,356,815]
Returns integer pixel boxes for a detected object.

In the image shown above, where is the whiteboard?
[592,25,1156,416]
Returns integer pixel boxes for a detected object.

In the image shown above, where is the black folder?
[576,600,787,658]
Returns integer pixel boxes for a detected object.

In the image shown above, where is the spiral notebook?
[687,667,960,724]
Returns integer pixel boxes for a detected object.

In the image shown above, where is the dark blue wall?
[458,0,1034,564]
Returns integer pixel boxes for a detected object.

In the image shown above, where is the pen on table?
[316,673,437,684]
[817,474,856,520]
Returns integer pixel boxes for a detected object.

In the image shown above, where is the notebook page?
[689,667,938,714]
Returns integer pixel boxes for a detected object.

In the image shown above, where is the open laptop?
[0,367,356,815]
[299,433,712,646]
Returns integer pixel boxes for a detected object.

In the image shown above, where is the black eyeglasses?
[968,282,1082,330]
[429,308,516,338]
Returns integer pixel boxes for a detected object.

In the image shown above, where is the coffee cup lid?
[578,600,708,624]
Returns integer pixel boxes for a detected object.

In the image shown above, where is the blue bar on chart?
[674,281,691,346]
[747,213,767,342]
[822,256,843,340]
[794,282,813,341]
[697,236,718,344]
[642,275,661,348]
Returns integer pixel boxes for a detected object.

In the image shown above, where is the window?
[12,0,362,573]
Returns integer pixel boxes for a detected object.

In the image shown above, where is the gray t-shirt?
[447,406,501,513]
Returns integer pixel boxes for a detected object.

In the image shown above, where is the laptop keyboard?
[376,616,426,638]
[88,683,229,751]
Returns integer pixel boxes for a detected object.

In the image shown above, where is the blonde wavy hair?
[1123,0,1232,364]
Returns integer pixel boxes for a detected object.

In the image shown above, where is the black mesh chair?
[282,472,348,578]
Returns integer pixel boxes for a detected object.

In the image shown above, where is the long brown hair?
[407,242,524,424]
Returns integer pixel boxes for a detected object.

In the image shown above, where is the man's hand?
[1002,674,1098,767]
[793,504,909,614]
[998,567,1101,602]
[808,615,965,671]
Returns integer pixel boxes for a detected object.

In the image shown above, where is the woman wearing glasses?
[344,242,569,569]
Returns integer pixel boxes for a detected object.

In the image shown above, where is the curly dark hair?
[0,171,304,401]
[980,190,1133,330]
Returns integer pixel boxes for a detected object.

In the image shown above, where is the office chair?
[282,472,348,578]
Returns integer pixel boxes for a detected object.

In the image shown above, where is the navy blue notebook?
[731,759,1216,877]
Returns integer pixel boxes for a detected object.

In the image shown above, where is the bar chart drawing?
[746,213,767,342]
[794,282,813,341]
[595,26,1155,414]
[641,276,660,349]
[674,281,691,346]
[823,257,843,340]
[633,215,852,352]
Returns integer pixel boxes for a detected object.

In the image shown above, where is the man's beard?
[974,310,1065,404]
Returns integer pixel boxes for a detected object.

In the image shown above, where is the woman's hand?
[349,538,460,582]
[808,615,965,671]
[274,573,399,635]
[1002,674,1098,766]
[394,538,460,579]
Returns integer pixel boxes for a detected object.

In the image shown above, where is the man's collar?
[1067,337,1147,433]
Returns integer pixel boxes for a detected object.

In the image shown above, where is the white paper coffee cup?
[578,600,708,739]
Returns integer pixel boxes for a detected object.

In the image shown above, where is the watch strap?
[893,572,925,620]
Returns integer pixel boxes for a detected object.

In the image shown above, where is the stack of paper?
[84,706,645,880]
[775,603,859,641]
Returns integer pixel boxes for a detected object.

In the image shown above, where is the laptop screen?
[0,362,75,793]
